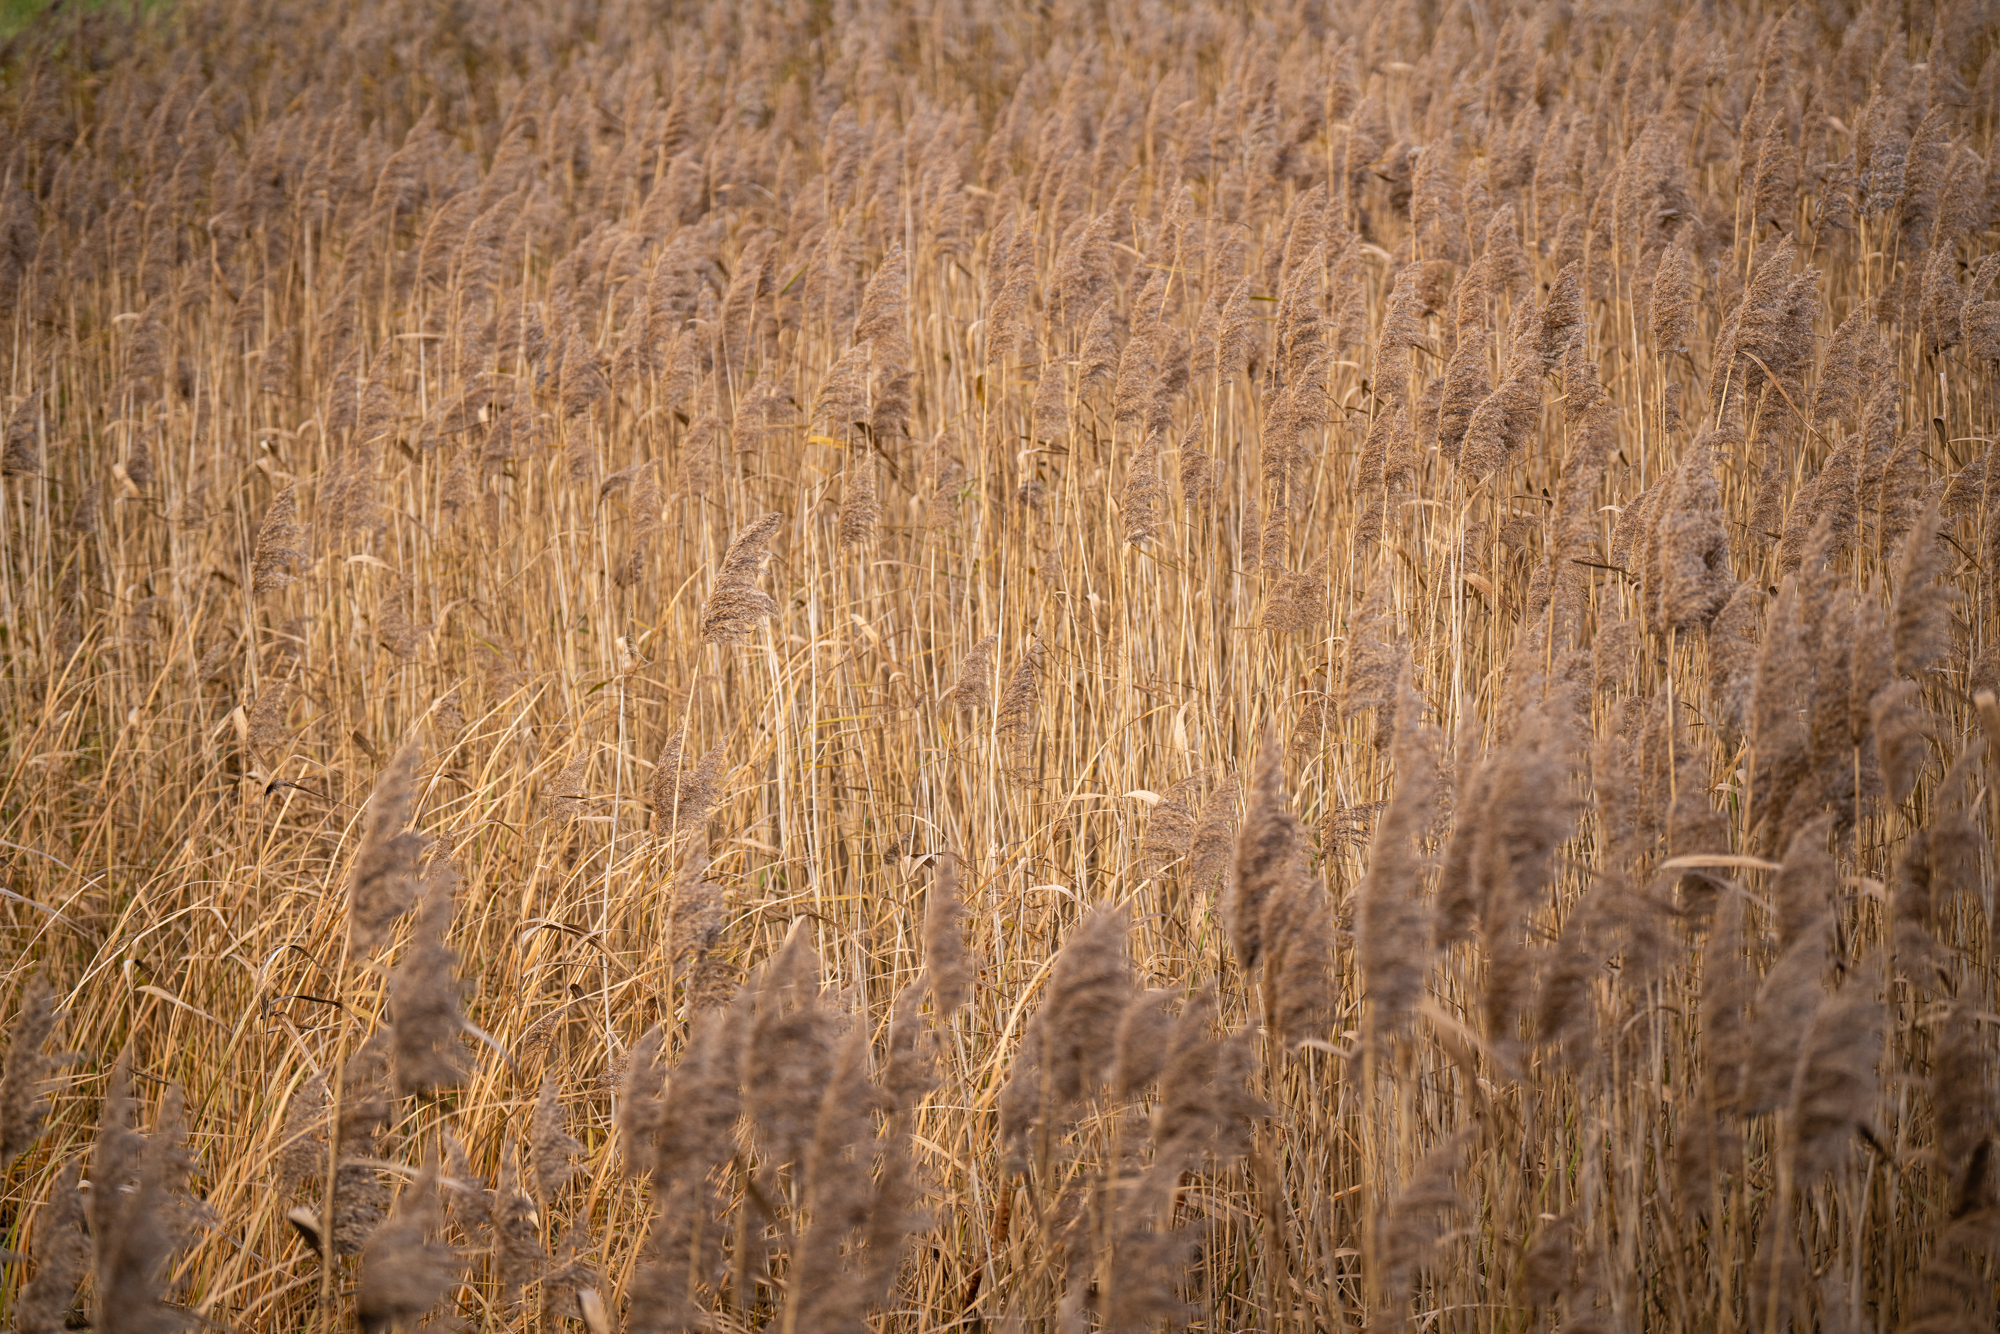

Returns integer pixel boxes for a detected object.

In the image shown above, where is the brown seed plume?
[1150,987,1266,1178]
[1786,981,1884,1183]
[698,512,783,646]
[1358,667,1440,1036]
[350,741,425,950]
[1112,990,1177,1097]
[1650,226,1698,355]
[1269,871,1336,1043]
[616,1024,668,1179]
[838,457,879,550]
[1187,775,1239,901]
[387,860,469,1097]
[656,1000,747,1185]
[356,1152,453,1334]
[883,980,940,1115]
[744,927,837,1181]
[651,727,725,842]
[494,1150,547,1297]
[1078,301,1120,393]
[1121,431,1163,546]
[1749,579,1814,846]
[0,977,61,1172]
[1228,729,1299,975]
[540,1233,607,1332]
[329,1034,394,1256]
[1,391,42,477]
[922,852,973,1015]
[1139,770,1205,870]
[1892,495,1955,680]
[940,634,997,711]
[277,1074,328,1192]
[15,1162,88,1334]
[1657,433,1735,630]
[996,636,1045,775]
[90,1057,194,1334]
[530,1073,581,1205]
[1380,1127,1475,1307]
[852,241,909,364]
[250,484,306,595]
[997,1024,1045,1176]
[1038,906,1134,1106]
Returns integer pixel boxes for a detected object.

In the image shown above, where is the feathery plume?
[356,1153,452,1334]
[997,637,1045,775]
[1187,776,1239,901]
[744,929,837,1180]
[1380,1128,1475,1306]
[387,861,468,1097]
[1359,667,1440,1035]
[0,978,61,1172]
[812,342,874,437]
[1151,988,1265,1176]
[1269,872,1336,1043]
[1658,433,1735,629]
[1039,906,1134,1105]
[1121,432,1163,546]
[277,1075,327,1192]
[923,853,973,1014]
[656,1001,747,1185]
[1,392,41,477]
[1139,770,1205,870]
[839,459,879,550]
[1077,301,1120,393]
[616,1025,668,1179]
[492,1151,547,1299]
[852,242,909,363]
[1228,729,1299,975]
[940,634,998,711]
[250,485,306,595]
[90,1057,193,1334]
[350,742,425,950]
[1112,990,1177,1097]
[15,1163,88,1334]
[699,512,782,645]
[530,1074,581,1206]
[883,981,940,1115]
[1892,496,1955,679]
[651,727,725,842]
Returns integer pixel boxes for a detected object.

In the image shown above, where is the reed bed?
[3,0,2000,1329]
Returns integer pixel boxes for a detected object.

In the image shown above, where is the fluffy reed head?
[356,1152,452,1334]
[698,512,783,645]
[1038,906,1134,1106]
[350,741,426,950]
[387,860,468,1098]
[1227,729,1298,975]
[89,1056,193,1334]
[922,852,973,1015]
[939,634,998,711]
[0,977,62,1173]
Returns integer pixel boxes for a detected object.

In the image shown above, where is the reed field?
[4,0,2000,1328]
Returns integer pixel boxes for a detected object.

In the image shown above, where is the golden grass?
[2,0,1999,1329]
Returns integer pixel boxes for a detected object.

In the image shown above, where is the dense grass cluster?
[3,0,2000,1328]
